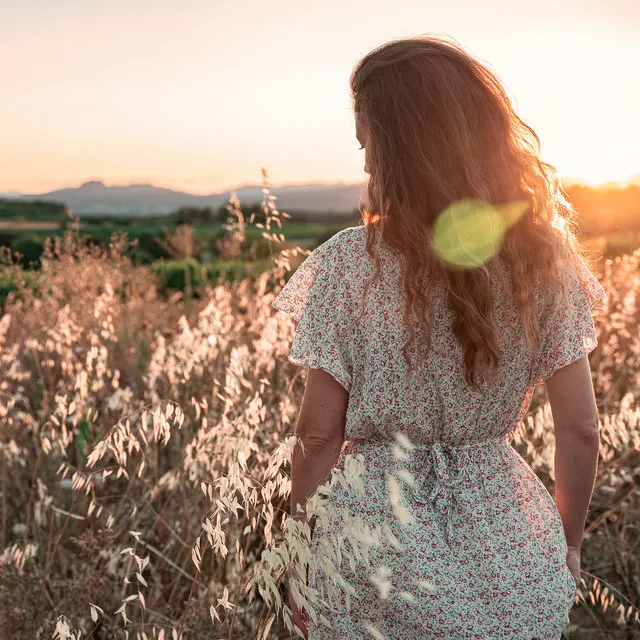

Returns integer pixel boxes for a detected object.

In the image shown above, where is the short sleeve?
[271,236,354,393]
[532,247,606,385]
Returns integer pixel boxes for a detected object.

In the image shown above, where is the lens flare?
[497,199,530,228]
[433,199,504,268]
[433,199,530,268]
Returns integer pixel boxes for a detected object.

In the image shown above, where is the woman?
[271,35,604,640]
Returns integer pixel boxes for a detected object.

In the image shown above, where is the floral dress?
[271,225,606,640]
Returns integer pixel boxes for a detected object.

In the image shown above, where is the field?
[1,220,639,308]
[0,218,355,303]
[0,200,639,639]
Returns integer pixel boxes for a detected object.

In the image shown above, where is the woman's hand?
[288,583,309,638]
[566,544,582,587]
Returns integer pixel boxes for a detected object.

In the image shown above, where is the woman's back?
[274,224,602,447]
[272,223,605,639]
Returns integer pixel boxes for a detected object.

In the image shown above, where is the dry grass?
[0,181,638,639]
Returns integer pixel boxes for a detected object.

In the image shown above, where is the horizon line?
[3,173,639,197]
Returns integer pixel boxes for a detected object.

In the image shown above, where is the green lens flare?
[497,199,530,228]
[433,199,506,268]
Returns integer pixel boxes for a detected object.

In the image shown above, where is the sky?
[1,0,639,194]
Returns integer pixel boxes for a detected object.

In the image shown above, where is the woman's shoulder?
[319,224,367,253]
[312,225,368,272]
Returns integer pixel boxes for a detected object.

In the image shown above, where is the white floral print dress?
[271,225,606,640]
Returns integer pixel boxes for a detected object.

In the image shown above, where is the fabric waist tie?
[346,431,513,549]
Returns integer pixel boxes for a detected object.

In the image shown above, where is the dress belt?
[347,431,513,548]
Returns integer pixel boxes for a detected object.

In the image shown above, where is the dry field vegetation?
[0,185,639,640]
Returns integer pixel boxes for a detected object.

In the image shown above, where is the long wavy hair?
[350,35,589,388]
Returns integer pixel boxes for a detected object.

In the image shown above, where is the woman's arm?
[290,368,348,522]
[545,355,600,550]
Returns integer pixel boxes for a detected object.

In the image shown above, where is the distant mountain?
[12,175,640,216]
[17,180,365,216]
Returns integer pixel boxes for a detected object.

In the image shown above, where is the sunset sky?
[1,0,639,195]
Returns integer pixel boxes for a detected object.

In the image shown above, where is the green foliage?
[244,235,275,260]
[130,232,171,264]
[148,258,273,294]
[0,270,18,303]
[0,198,67,220]
[0,268,39,306]
[10,233,46,268]
[76,416,93,465]
[172,206,222,225]
[148,259,200,292]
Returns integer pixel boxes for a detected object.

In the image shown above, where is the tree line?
[0,182,638,236]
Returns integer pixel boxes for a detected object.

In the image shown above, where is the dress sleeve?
[271,238,354,393]
[532,247,606,385]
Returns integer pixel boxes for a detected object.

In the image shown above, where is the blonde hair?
[350,34,585,388]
